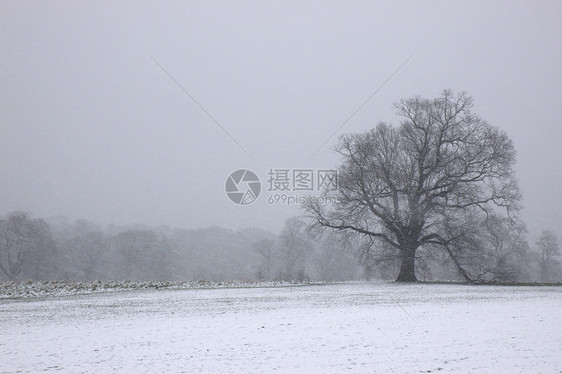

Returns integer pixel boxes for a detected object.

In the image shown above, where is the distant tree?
[314,235,343,281]
[160,226,279,281]
[277,218,312,281]
[305,90,520,282]
[115,230,171,280]
[312,232,359,281]
[251,239,275,280]
[45,216,100,241]
[536,230,560,282]
[67,231,110,280]
[0,212,56,280]
[334,232,383,280]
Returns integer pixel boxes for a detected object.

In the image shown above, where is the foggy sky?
[1,1,561,238]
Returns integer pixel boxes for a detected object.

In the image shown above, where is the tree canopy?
[305,90,521,282]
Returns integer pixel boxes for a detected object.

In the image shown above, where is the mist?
[1,1,560,237]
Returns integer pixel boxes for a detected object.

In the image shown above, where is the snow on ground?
[0,282,560,373]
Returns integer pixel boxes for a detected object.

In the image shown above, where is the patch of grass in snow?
[0,279,328,299]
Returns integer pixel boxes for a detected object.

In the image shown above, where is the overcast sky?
[1,1,560,238]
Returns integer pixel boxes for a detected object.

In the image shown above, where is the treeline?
[0,211,559,283]
[0,212,360,282]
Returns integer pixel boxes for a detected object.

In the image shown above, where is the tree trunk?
[396,247,417,282]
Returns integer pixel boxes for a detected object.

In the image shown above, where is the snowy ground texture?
[1,282,561,373]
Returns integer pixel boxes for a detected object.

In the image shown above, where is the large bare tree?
[305,90,520,282]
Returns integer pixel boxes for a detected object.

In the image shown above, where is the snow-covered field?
[1,282,560,373]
